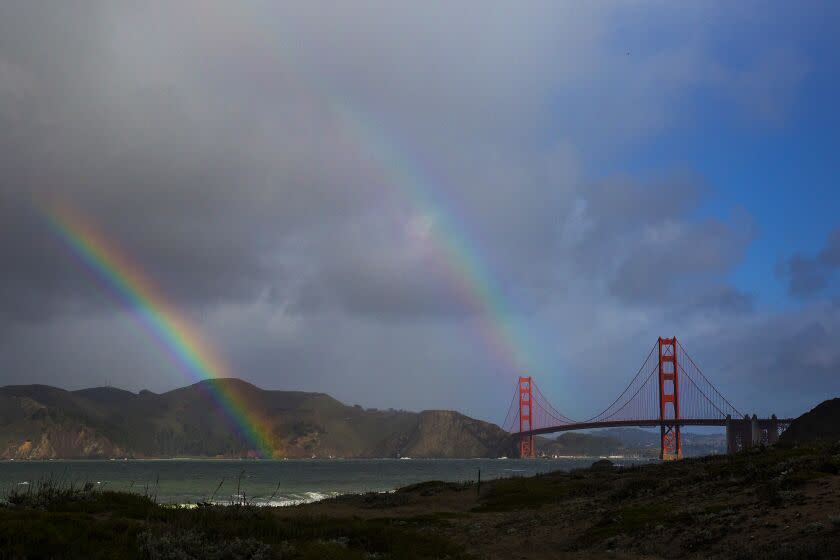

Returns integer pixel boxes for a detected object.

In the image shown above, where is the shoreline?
[2,445,839,558]
[0,455,655,462]
[0,456,601,507]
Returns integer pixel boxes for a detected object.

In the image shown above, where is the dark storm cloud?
[780,228,840,297]
[0,2,830,422]
[0,2,594,325]
[0,2,395,319]
[0,3,790,326]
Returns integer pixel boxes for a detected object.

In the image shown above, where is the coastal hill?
[0,379,750,460]
[779,397,840,445]
[536,429,726,458]
[0,379,517,459]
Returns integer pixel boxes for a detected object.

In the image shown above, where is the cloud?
[779,228,840,297]
[550,176,755,310]
[0,2,831,422]
[686,302,840,418]
[0,2,798,322]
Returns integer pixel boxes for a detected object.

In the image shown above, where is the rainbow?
[332,103,540,376]
[157,5,543,377]
[42,199,278,458]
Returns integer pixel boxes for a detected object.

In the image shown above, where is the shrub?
[137,530,275,560]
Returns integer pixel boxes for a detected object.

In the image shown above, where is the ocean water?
[0,457,649,506]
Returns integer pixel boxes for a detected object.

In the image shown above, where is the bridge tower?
[658,337,682,460]
[518,376,535,458]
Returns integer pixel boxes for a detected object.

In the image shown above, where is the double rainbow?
[40,53,543,453]
[40,104,542,454]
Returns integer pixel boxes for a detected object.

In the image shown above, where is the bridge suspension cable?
[503,337,745,434]
[581,340,659,424]
[676,340,742,419]
[532,383,576,425]
[501,387,519,433]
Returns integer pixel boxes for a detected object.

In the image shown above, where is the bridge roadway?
[516,417,795,439]
[517,416,795,456]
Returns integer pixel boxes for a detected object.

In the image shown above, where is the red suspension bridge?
[503,337,793,460]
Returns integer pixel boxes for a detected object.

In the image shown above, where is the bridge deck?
[516,418,794,438]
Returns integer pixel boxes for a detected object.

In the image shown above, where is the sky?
[1,2,839,424]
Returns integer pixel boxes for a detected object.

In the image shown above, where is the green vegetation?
[0,480,470,559]
[578,503,678,545]
[470,444,840,558]
[3,444,840,558]
[474,470,612,512]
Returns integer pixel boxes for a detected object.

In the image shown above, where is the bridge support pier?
[725,415,786,454]
[725,416,750,454]
[768,415,780,445]
[726,415,735,455]
[751,414,761,447]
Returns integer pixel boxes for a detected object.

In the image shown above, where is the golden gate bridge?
[502,337,793,460]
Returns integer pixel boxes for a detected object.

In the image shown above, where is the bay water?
[0,457,649,506]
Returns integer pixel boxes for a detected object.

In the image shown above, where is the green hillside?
[0,380,517,459]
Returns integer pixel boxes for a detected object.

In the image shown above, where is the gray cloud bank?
[780,229,840,297]
[0,2,836,422]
